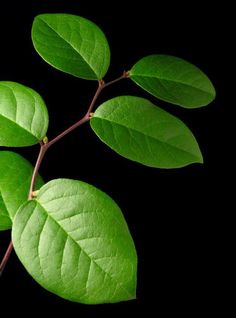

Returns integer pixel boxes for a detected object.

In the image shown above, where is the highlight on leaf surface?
[12,179,137,304]
[32,14,111,80]
[0,151,44,231]
[90,96,203,168]
[0,82,49,147]
[130,55,216,108]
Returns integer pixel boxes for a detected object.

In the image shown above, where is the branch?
[0,241,13,277]
[0,72,128,276]
[103,71,129,88]
[28,141,47,200]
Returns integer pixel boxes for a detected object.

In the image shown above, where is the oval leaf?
[130,55,216,108]
[0,151,44,230]
[90,96,203,168]
[12,179,137,304]
[0,82,49,147]
[32,14,111,80]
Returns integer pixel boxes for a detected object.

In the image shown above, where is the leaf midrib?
[0,113,38,142]
[93,116,201,161]
[131,73,214,96]
[39,18,97,78]
[35,199,133,298]
[39,191,125,229]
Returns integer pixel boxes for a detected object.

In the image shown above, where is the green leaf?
[90,96,203,168]
[12,179,137,304]
[130,55,216,108]
[32,14,110,80]
[0,82,49,147]
[0,151,43,231]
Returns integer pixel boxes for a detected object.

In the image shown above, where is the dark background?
[0,0,228,316]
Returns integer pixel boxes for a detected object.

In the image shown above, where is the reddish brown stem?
[103,71,129,88]
[28,80,105,200]
[0,72,128,276]
[0,241,13,277]
[28,141,47,200]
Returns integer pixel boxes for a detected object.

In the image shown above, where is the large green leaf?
[32,14,110,80]
[0,151,44,231]
[0,82,48,147]
[90,96,203,168]
[12,179,137,304]
[130,55,216,108]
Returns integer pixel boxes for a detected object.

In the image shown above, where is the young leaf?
[90,96,203,168]
[12,179,137,304]
[0,82,49,147]
[0,151,43,230]
[130,55,216,108]
[32,14,110,80]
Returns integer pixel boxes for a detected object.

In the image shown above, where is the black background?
[0,0,228,316]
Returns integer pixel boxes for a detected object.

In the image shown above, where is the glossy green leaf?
[0,151,44,231]
[130,55,216,108]
[91,96,203,168]
[12,179,137,304]
[32,14,110,80]
[0,82,48,147]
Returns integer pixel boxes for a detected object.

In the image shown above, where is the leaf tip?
[195,151,204,165]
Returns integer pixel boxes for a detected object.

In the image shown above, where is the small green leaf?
[90,96,203,168]
[12,179,137,304]
[0,82,49,147]
[32,14,110,80]
[130,55,216,108]
[0,151,43,231]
